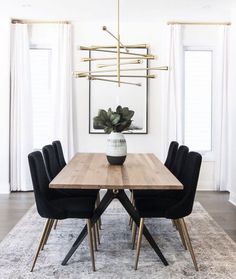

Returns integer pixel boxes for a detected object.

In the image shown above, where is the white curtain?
[215,26,230,191]
[51,23,74,161]
[163,24,184,155]
[10,24,33,191]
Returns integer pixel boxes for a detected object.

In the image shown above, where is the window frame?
[183,46,215,161]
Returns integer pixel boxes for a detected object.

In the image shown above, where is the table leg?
[61,190,168,267]
[116,191,168,266]
[61,190,113,265]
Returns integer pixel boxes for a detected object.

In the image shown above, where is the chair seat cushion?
[135,196,179,218]
[51,197,96,219]
[52,189,99,199]
[133,189,183,199]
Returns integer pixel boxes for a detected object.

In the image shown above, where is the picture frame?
[89,47,148,134]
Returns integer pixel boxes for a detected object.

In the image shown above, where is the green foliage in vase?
[93,105,135,134]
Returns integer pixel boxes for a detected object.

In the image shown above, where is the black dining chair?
[129,143,185,245]
[133,145,189,199]
[129,141,179,213]
[164,141,179,170]
[42,144,101,248]
[52,140,66,169]
[52,140,102,230]
[28,151,97,272]
[43,144,99,198]
[133,151,202,271]
[170,145,189,179]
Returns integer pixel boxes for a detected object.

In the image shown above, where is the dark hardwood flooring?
[0,191,235,242]
[196,191,236,242]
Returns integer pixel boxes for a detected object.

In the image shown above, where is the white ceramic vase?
[106,132,127,165]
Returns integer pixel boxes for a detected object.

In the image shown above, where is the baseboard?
[0,190,10,194]
[229,191,236,206]
[0,183,10,194]
[197,188,217,191]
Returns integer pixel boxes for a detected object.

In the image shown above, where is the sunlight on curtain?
[51,23,74,161]
[10,24,33,191]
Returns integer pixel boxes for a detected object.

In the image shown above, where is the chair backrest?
[170,145,189,179]
[164,141,179,170]
[167,151,202,219]
[52,140,66,169]
[28,151,53,218]
[42,145,61,181]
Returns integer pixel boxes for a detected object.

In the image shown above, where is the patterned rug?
[0,201,236,279]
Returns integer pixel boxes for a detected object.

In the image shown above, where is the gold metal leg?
[53,220,58,230]
[41,219,54,250]
[131,222,137,249]
[172,219,177,229]
[30,219,51,272]
[87,219,96,272]
[175,219,187,250]
[92,225,98,251]
[134,218,144,270]
[95,222,100,245]
[97,193,102,230]
[129,191,134,228]
[179,218,199,271]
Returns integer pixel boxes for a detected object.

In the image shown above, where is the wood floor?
[0,191,236,242]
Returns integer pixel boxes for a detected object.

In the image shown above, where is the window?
[29,47,52,149]
[184,48,213,153]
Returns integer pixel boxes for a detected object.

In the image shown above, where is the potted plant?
[93,105,135,165]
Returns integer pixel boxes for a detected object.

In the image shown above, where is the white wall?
[73,21,169,158]
[0,1,233,193]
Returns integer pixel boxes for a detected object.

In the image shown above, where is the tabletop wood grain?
[49,153,183,190]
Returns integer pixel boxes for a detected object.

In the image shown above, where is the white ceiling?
[2,0,235,22]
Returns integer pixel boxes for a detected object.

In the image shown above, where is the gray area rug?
[0,201,236,279]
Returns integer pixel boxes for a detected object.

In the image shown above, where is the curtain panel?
[51,23,74,161]
[163,24,184,155]
[10,24,33,191]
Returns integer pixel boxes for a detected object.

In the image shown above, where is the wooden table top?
[49,153,183,190]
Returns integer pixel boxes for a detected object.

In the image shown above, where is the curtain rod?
[167,21,231,26]
[11,19,70,24]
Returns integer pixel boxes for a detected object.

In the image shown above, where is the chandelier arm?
[81,56,155,62]
[80,47,150,57]
[90,44,148,49]
[89,76,141,87]
[102,26,129,53]
[75,74,155,78]
[97,60,142,68]
[73,66,168,77]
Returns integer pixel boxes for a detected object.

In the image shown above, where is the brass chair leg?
[171,219,176,228]
[175,219,187,250]
[87,219,96,272]
[30,219,51,272]
[131,222,137,249]
[41,219,54,250]
[53,220,58,230]
[92,225,98,251]
[134,218,144,270]
[179,218,199,271]
[95,222,100,245]
[129,191,134,227]
[97,193,102,229]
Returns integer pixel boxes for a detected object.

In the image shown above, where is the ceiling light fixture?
[73,0,168,87]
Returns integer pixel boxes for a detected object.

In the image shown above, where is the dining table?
[49,152,183,266]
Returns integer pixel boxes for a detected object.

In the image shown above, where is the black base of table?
[61,190,168,266]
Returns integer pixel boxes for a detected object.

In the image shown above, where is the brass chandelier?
[73,0,168,87]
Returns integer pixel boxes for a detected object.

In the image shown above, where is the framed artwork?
[89,47,148,134]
